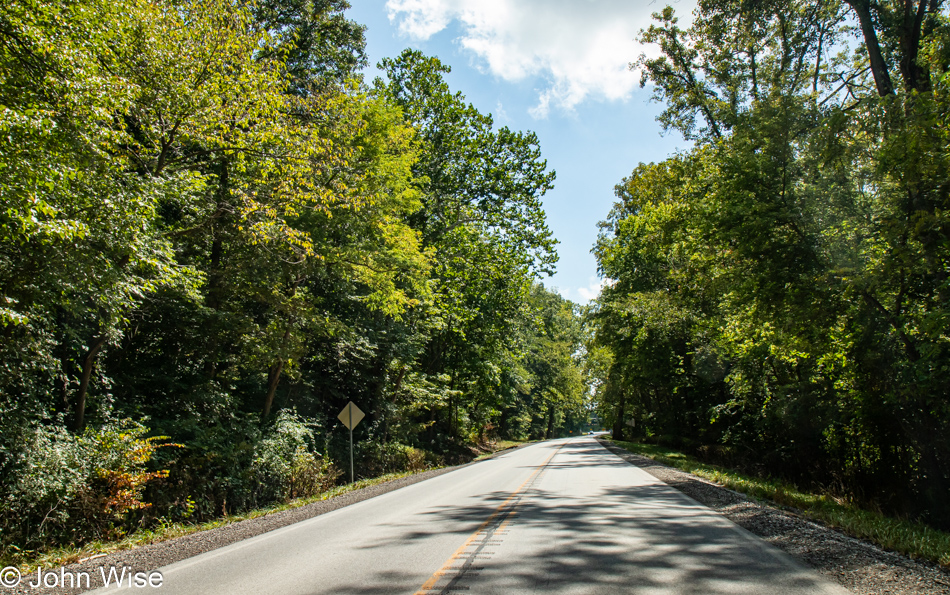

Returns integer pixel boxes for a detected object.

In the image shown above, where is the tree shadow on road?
[326,442,841,594]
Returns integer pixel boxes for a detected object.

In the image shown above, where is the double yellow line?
[414,443,565,594]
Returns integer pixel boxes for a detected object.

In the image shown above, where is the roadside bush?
[147,414,259,520]
[143,410,341,521]
[0,420,173,555]
[251,410,340,503]
[355,441,432,478]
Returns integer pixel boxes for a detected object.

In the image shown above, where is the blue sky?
[345,0,692,303]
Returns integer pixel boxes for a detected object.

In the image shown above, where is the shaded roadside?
[599,438,950,595]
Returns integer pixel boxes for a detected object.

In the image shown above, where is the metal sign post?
[337,401,364,484]
[349,409,353,484]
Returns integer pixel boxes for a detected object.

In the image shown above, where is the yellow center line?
[413,443,565,594]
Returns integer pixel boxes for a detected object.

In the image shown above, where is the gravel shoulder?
[598,438,950,595]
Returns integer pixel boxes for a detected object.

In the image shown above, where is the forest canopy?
[0,0,587,556]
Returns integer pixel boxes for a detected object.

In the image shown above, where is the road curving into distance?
[92,436,850,594]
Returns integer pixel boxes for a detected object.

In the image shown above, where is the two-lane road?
[95,437,849,594]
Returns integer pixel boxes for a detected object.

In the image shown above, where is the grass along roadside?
[4,439,528,575]
[607,438,950,568]
[473,439,533,461]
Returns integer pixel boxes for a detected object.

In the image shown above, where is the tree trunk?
[204,157,229,380]
[898,0,933,93]
[611,391,627,441]
[262,327,293,420]
[72,335,107,432]
[207,157,229,309]
[59,342,71,413]
[861,290,921,362]
[261,359,285,420]
[384,365,407,442]
[846,0,894,96]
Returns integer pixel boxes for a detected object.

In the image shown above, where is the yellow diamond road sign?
[338,401,364,430]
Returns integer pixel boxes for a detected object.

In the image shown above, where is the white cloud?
[495,100,510,123]
[386,0,677,117]
[577,277,607,302]
[387,0,455,38]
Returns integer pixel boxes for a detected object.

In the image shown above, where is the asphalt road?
[94,436,849,594]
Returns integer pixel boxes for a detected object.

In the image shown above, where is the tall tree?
[374,50,558,443]
[595,0,950,526]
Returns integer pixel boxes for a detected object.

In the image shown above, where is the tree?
[594,0,950,526]
[373,50,558,444]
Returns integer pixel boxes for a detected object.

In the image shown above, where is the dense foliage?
[592,0,950,527]
[0,0,586,555]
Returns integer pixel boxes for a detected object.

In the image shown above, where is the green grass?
[608,438,950,568]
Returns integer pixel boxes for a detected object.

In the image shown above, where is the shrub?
[0,420,174,555]
[251,410,340,503]
[355,441,431,478]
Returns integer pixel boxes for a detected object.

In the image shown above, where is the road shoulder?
[598,438,950,595]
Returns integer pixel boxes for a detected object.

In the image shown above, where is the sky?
[345,0,693,303]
